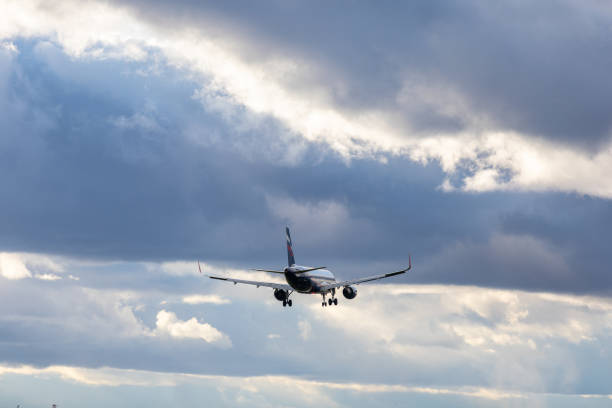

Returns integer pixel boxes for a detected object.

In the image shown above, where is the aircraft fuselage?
[284,265,336,294]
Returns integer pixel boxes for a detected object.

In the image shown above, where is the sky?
[1,1,612,406]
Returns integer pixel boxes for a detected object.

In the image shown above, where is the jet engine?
[342,286,357,299]
[274,288,289,301]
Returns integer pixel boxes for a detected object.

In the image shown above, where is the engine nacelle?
[342,286,357,299]
[274,289,289,301]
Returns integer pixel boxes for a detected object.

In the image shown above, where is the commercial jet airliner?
[202,227,411,307]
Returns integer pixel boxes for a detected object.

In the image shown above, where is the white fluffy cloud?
[318,284,612,350]
[0,250,611,402]
[34,273,62,281]
[297,320,312,341]
[4,0,612,197]
[155,309,231,347]
[308,284,612,393]
[0,252,65,280]
[0,253,31,280]
[182,294,230,305]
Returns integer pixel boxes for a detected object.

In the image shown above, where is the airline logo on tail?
[286,226,296,266]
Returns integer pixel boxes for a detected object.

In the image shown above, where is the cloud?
[308,284,612,393]
[4,363,612,408]
[2,3,612,405]
[2,0,612,301]
[0,41,18,53]
[109,111,163,133]
[297,320,311,341]
[34,273,62,281]
[4,0,612,198]
[156,262,201,276]
[0,363,524,397]
[0,253,31,280]
[155,309,231,347]
[411,132,612,198]
[267,196,349,230]
[0,251,611,396]
[266,195,354,248]
[0,364,176,387]
[12,360,591,408]
[412,234,574,291]
[182,294,230,305]
[1,1,612,295]
[0,252,65,280]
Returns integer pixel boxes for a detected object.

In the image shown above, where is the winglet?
[197,260,202,274]
[408,255,411,271]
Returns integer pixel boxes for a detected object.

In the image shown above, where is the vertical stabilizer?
[286,226,296,266]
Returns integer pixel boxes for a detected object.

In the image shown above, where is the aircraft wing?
[208,275,293,291]
[320,257,411,291]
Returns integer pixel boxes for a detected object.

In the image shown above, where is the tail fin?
[286,226,296,266]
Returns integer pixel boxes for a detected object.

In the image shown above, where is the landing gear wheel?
[283,300,287,307]
[322,302,325,307]
[288,299,293,307]
[333,298,338,305]
[328,298,333,306]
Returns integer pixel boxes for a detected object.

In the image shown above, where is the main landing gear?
[321,292,338,307]
[276,289,294,308]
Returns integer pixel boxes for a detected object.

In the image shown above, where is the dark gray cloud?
[113,0,612,148]
[2,39,612,294]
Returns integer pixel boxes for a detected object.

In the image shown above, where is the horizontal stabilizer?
[293,266,327,274]
[251,269,286,274]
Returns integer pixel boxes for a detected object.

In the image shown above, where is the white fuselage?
[284,265,337,294]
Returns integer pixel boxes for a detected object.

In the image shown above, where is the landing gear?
[280,291,293,308]
[321,293,339,307]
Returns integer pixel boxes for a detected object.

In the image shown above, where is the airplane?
[202,227,411,308]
